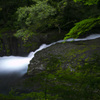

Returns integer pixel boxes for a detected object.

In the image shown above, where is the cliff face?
[0,30,66,56]
[28,38,100,75]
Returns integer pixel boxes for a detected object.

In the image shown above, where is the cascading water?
[0,34,100,94]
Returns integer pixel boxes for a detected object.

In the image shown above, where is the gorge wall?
[0,30,66,56]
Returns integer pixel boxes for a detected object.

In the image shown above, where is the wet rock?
[28,38,100,75]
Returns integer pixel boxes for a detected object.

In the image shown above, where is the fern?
[64,16,100,40]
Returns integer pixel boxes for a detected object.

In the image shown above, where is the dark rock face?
[0,32,27,56]
[28,38,100,75]
[0,32,40,56]
[0,29,66,56]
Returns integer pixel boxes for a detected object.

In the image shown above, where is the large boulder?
[28,38,100,75]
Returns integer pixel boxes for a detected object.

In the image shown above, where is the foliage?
[15,0,100,40]
[15,0,69,40]
[0,0,100,41]
[0,91,58,100]
[74,0,99,5]
[64,0,100,40]
[14,29,34,41]
[15,0,57,40]
[16,0,56,26]
[64,17,100,40]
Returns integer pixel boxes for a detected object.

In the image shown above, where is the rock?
[28,38,100,75]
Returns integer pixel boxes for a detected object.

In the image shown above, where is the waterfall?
[0,34,100,76]
[0,34,100,94]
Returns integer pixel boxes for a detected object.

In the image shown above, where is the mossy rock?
[28,38,100,75]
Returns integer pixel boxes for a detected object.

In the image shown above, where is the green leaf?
[64,17,100,40]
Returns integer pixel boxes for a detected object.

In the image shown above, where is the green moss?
[7,49,10,55]
[42,54,63,70]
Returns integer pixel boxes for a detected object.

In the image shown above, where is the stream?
[0,34,100,94]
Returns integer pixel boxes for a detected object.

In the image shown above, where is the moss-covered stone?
[28,38,100,75]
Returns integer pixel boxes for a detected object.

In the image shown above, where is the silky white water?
[0,34,100,76]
